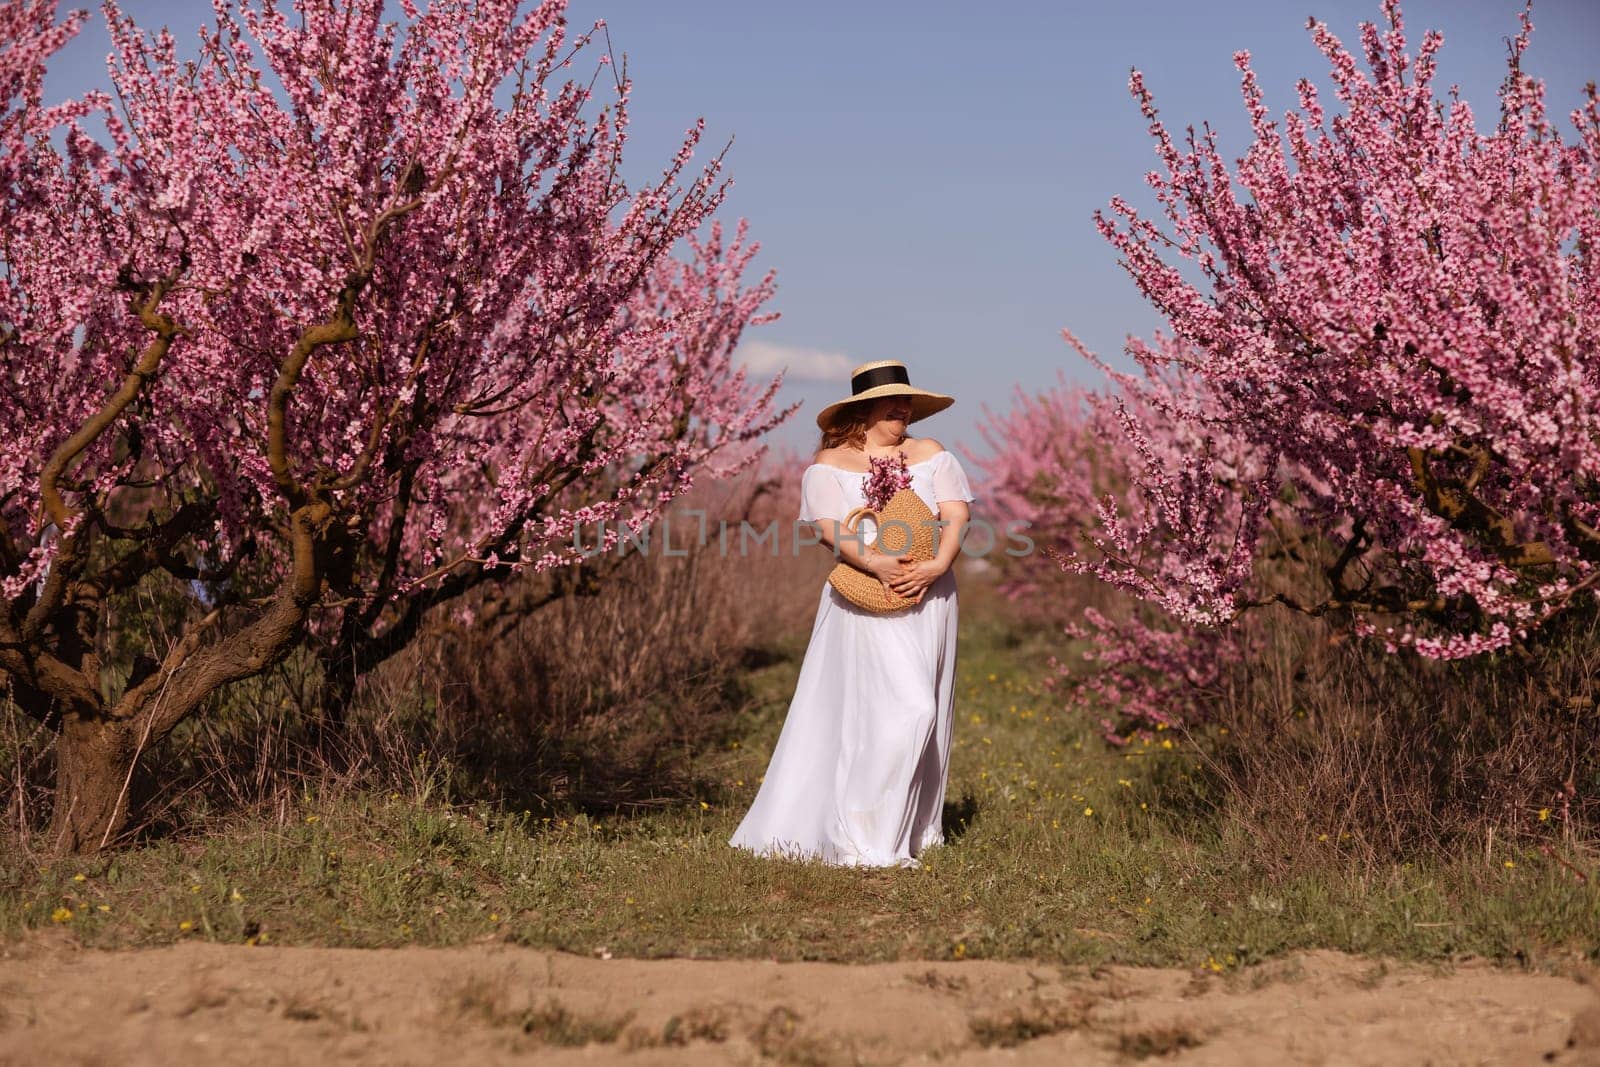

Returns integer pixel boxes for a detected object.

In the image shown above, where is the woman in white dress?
[728,360,975,869]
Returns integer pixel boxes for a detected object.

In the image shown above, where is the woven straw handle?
[842,505,878,535]
[842,505,891,579]
[842,504,906,586]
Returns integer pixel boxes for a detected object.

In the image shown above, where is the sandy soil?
[3,935,1599,1065]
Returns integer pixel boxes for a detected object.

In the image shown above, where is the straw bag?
[827,487,938,613]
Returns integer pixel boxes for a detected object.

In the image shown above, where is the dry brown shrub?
[1178,604,1600,870]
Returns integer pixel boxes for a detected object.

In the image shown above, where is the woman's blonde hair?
[815,398,905,456]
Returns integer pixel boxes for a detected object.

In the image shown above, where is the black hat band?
[851,364,911,394]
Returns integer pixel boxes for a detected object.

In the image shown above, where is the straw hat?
[815,360,954,431]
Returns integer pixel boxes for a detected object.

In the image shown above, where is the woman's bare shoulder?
[907,436,945,462]
[815,445,871,467]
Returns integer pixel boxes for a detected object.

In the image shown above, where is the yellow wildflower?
[50,907,72,923]
[1504,860,1516,869]
[179,920,193,932]
[72,873,87,883]
[1538,808,1551,822]
[1083,807,1094,817]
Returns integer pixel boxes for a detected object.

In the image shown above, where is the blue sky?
[40,0,1600,461]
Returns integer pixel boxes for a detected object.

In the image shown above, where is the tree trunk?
[49,716,137,855]
[315,645,358,742]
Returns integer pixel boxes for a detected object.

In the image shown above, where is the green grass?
[4,605,1598,971]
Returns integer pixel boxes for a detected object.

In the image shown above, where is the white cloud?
[734,339,852,382]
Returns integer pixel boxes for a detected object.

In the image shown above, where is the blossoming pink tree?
[972,369,1100,611]
[0,0,790,852]
[1052,1,1599,688]
[975,336,1266,738]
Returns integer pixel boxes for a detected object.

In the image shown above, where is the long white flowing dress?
[728,449,976,869]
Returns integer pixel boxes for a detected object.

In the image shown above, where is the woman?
[728,359,975,869]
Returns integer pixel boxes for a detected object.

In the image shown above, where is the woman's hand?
[861,547,910,600]
[886,558,945,601]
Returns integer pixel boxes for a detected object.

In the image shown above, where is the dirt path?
[3,937,1598,1065]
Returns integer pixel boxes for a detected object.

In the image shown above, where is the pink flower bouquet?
[864,453,912,511]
